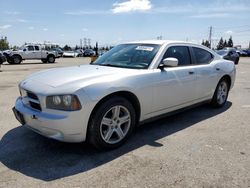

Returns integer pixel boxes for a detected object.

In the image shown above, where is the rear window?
[192,47,214,64]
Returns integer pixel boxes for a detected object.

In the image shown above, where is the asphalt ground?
[0,57,250,187]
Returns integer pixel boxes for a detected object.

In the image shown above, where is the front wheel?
[88,97,136,150]
[211,78,229,108]
[12,55,22,64]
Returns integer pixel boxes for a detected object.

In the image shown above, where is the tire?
[47,55,55,63]
[12,55,22,64]
[7,59,13,64]
[88,97,136,150]
[211,78,229,108]
[235,57,239,65]
[41,59,47,63]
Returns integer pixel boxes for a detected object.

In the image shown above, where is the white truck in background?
[6,44,59,64]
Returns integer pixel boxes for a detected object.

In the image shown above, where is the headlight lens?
[53,96,61,105]
[46,94,81,111]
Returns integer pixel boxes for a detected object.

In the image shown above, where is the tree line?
[0,36,9,50]
[0,36,113,51]
[202,36,234,50]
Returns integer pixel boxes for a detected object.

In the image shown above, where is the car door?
[33,45,42,59]
[151,45,196,116]
[23,45,35,59]
[190,47,218,100]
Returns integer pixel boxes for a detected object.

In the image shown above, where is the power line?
[214,25,250,30]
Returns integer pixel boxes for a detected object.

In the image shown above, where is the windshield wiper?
[98,63,123,68]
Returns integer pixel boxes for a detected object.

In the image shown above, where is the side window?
[27,46,34,51]
[163,46,191,66]
[34,46,40,51]
[192,47,213,64]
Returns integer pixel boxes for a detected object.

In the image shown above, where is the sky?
[0,0,250,48]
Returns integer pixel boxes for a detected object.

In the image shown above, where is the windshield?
[92,43,160,69]
[217,50,228,56]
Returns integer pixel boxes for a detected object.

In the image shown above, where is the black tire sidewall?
[88,97,136,150]
[41,59,47,63]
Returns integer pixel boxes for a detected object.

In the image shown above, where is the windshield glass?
[217,50,228,55]
[92,43,160,69]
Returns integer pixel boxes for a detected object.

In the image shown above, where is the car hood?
[23,65,137,88]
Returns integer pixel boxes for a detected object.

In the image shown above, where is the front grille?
[27,91,39,100]
[29,101,42,111]
[21,90,42,111]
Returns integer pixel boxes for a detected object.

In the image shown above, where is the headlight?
[46,94,82,111]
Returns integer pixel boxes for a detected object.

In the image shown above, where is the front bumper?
[13,97,87,142]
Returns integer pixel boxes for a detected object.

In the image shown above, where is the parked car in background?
[243,49,250,57]
[217,49,239,64]
[75,49,84,57]
[2,50,12,61]
[83,49,95,57]
[13,40,236,150]
[6,44,58,64]
[0,51,7,67]
[62,51,79,57]
[236,49,248,57]
[51,48,64,57]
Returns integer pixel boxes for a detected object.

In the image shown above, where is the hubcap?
[49,57,54,62]
[217,81,228,105]
[100,105,131,144]
[14,57,19,64]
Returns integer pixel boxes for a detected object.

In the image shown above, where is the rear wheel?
[211,78,229,107]
[47,55,55,63]
[88,97,136,150]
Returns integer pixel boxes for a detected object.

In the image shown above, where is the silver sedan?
[13,40,236,149]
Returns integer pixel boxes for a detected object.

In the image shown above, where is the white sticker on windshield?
[135,46,154,51]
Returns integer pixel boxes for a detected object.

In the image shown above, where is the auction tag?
[135,46,154,51]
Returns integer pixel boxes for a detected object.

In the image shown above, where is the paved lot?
[0,57,250,187]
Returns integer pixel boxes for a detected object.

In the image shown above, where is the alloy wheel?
[100,105,131,144]
[217,81,228,105]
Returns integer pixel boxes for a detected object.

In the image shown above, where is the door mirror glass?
[162,57,178,67]
[23,48,27,52]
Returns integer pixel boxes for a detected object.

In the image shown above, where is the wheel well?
[88,91,141,126]
[12,54,22,60]
[47,54,55,58]
[221,75,231,89]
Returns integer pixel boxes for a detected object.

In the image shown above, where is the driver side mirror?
[160,57,178,69]
[23,49,27,52]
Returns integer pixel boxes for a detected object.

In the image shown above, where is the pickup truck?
[6,44,59,64]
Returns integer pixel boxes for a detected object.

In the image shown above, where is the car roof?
[124,40,197,45]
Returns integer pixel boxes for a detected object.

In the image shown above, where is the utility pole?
[80,39,82,49]
[208,26,212,49]
[87,38,91,48]
[84,38,87,48]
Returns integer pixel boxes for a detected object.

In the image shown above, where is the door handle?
[216,68,220,71]
[188,71,194,75]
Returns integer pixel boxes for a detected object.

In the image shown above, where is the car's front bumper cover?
[13,97,86,142]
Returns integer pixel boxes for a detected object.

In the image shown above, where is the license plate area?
[12,107,26,125]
